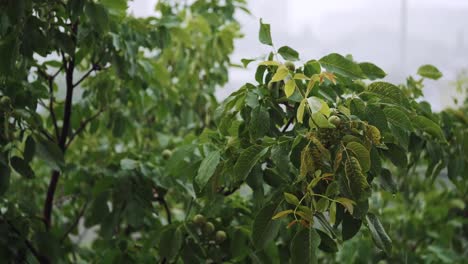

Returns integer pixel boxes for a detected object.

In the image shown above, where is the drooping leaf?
[272,210,294,220]
[366,213,392,255]
[290,228,321,264]
[250,106,270,139]
[252,203,281,249]
[10,157,34,179]
[160,225,184,261]
[319,53,365,79]
[317,229,338,253]
[35,137,64,171]
[342,211,362,241]
[346,142,371,172]
[413,116,446,141]
[258,19,273,46]
[278,46,299,61]
[195,150,221,190]
[344,157,371,201]
[285,79,296,98]
[417,64,443,80]
[297,99,306,124]
[234,145,268,182]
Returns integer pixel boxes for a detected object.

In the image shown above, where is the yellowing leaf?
[259,60,281,66]
[272,209,294,220]
[336,197,356,214]
[297,99,306,123]
[270,65,289,82]
[285,79,296,98]
[293,73,310,80]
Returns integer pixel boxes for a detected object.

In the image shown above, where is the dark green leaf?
[278,46,299,61]
[10,157,34,179]
[160,225,184,261]
[35,137,64,171]
[290,228,321,264]
[234,145,268,182]
[258,19,272,46]
[366,213,392,255]
[252,203,281,249]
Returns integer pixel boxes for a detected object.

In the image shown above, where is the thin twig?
[47,76,60,141]
[66,109,104,147]
[60,200,88,241]
[157,197,172,224]
[72,67,94,88]
[282,115,295,133]
[3,219,48,263]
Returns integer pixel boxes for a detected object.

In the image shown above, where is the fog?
[129,0,468,110]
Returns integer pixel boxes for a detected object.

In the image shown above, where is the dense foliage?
[0,1,466,263]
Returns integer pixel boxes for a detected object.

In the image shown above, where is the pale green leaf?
[195,150,221,189]
[319,53,365,79]
[417,64,443,80]
[285,79,296,98]
[270,65,289,82]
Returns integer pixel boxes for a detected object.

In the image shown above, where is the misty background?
[129,0,468,111]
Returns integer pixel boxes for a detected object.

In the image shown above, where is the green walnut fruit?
[203,222,215,234]
[0,96,11,108]
[162,149,173,160]
[215,230,227,243]
[193,214,206,226]
[328,115,341,126]
[284,61,295,71]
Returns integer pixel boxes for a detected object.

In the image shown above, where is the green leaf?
[85,2,109,32]
[359,62,386,80]
[379,169,398,194]
[366,213,392,255]
[241,58,255,68]
[365,104,388,131]
[35,137,64,171]
[290,228,321,264]
[258,19,273,46]
[284,192,300,206]
[417,64,443,80]
[195,150,221,190]
[0,164,11,196]
[304,60,321,77]
[252,203,281,249]
[250,106,270,139]
[367,82,403,104]
[10,157,34,179]
[317,229,338,253]
[234,145,268,182]
[319,53,365,79]
[23,136,35,163]
[278,46,299,61]
[120,158,138,170]
[270,65,289,82]
[346,142,371,172]
[285,79,296,98]
[342,211,362,241]
[160,225,184,261]
[382,143,408,168]
[413,116,446,141]
[383,107,413,131]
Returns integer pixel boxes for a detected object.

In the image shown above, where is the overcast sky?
[129,0,468,110]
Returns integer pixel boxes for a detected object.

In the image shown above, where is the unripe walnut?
[215,230,227,243]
